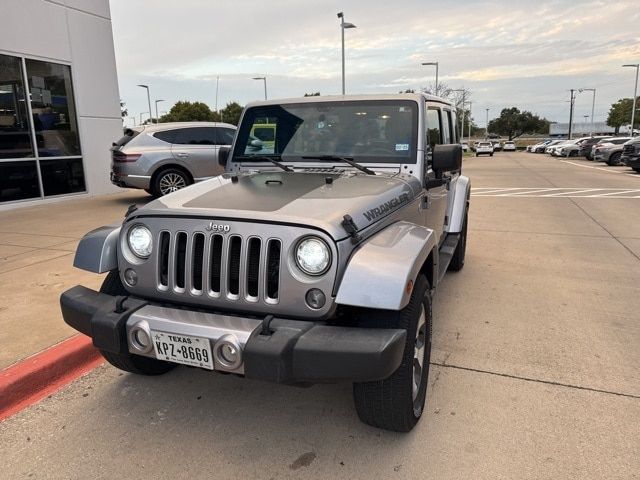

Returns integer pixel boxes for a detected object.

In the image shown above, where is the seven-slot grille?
[157,231,282,303]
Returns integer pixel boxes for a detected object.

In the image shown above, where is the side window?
[445,109,455,144]
[426,108,442,149]
[173,127,217,145]
[154,130,176,144]
[441,109,452,144]
[215,127,236,145]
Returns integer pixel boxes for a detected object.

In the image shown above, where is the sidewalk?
[0,190,148,369]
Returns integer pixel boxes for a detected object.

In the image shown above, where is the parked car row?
[526,136,640,172]
[468,140,516,155]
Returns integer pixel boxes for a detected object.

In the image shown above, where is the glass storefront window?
[25,59,81,157]
[0,55,33,159]
[0,161,40,202]
[40,158,86,196]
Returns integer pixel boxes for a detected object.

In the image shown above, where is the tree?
[487,107,550,140]
[304,92,321,96]
[607,98,639,134]
[399,89,416,93]
[159,101,217,123]
[219,101,244,125]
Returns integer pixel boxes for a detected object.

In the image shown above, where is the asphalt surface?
[2,152,639,479]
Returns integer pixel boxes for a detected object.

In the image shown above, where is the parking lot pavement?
[1,152,639,479]
[0,190,149,369]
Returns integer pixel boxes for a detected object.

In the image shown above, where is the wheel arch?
[335,221,437,311]
[150,163,194,186]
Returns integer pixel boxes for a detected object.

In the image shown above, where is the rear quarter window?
[154,130,177,144]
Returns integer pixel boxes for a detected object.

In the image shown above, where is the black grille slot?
[228,236,242,296]
[209,235,223,293]
[191,233,205,291]
[246,238,261,298]
[266,240,281,299]
[158,231,170,287]
[623,144,634,154]
[175,232,187,289]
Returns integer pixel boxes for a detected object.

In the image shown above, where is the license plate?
[151,331,214,370]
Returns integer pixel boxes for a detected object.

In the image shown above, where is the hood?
[132,171,422,240]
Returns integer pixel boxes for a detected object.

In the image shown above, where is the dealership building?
[0,0,121,209]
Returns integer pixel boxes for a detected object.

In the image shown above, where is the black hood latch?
[341,214,361,244]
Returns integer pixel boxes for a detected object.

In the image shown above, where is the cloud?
[110,0,640,126]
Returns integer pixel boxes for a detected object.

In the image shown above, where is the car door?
[424,106,449,244]
[170,127,218,180]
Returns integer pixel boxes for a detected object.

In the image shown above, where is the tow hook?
[261,314,275,336]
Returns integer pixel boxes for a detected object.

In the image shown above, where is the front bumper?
[622,154,640,168]
[60,285,406,384]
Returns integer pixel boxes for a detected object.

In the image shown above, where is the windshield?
[233,100,419,164]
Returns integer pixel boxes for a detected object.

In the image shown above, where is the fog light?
[124,268,138,286]
[214,335,242,370]
[305,288,326,309]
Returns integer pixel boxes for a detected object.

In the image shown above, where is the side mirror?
[432,144,462,174]
[218,146,230,166]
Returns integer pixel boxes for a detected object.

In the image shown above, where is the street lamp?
[578,88,596,136]
[421,62,439,96]
[137,84,154,124]
[337,12,356,95]
[155,99,164,123]
[622,64,639,136]
[139,111,149,125]
[252,76,267,100]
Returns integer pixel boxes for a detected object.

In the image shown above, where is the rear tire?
[448,206,468,272]
[151,167,192,197]
[98,271,176,376]
[353,275,432,432]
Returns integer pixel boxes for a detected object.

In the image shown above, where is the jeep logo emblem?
[205,222,230,233]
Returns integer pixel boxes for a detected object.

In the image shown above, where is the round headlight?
[296,237,331,275]
[128,225,153,258]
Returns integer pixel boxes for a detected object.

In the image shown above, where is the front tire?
[353,275,432,432]
[98,271,176,376]
[607,152,622,166]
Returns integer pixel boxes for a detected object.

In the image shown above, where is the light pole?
[139,112,149,125]
[578,88,596,136]
[485,108,489,139]
[421,62,439,96]
[451,88,466,141]
[252,76,267,100]
[622,64,639,136]
[466,101,472,144]
[337,12,356,95]
[155,99,164,123]
[137,84,154,124]
[568,89,576,140]
[215,75,220,113]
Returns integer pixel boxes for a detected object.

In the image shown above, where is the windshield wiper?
[301,155,375,175]
[234,155,293,172]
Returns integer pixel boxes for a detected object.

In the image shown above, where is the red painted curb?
[0,335,104,422]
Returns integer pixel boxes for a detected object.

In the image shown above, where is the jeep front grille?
[157,231,281,303]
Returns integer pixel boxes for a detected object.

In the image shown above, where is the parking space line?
[501,188,565,196]
[542,188,602,197]
[587,189,640,197]
[560,160,640,177]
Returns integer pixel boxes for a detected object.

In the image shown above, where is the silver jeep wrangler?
[60,93,470,432]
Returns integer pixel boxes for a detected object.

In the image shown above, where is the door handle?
[176,152,189,158]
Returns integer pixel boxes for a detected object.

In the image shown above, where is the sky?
[110,0,640,128]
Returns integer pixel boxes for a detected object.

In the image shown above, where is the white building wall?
[0,0,121,209]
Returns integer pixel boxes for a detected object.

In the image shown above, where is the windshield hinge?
[341,214,361,244]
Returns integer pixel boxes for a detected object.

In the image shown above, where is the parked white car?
[475,141,494,156]
[503,141,516,152]
[460,142,469,152]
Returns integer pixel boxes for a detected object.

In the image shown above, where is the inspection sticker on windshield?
[395,143,409,151]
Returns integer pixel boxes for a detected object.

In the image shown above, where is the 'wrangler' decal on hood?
[363,193,411,221]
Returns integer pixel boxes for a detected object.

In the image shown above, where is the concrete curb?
[0,335,103,422]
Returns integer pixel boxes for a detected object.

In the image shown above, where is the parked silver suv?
[110,122,237,197]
